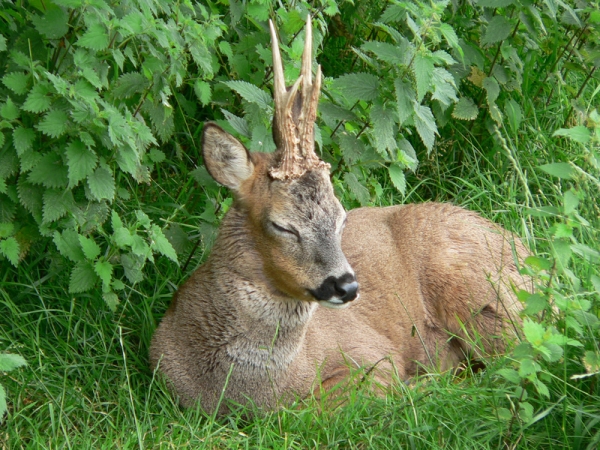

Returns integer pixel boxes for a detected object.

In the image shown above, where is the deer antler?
[269,15,329,180]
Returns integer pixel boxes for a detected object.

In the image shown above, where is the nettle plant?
[0,0,229,309]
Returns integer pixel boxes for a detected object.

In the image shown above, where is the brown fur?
[150,125,531,414]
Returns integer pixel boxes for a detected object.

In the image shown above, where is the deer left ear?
[202,123,255,190]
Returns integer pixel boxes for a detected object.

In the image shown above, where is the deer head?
[201,16,358,309]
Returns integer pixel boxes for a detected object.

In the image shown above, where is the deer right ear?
[202,123,255,190]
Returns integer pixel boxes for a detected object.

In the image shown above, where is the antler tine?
[301,14,313,96]
[269,20,287,99]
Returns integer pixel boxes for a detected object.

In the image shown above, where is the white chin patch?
[318,297,352,310]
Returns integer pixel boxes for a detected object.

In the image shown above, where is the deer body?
[149,18,530,413]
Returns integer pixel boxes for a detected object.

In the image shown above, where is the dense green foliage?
[1,0,599,447]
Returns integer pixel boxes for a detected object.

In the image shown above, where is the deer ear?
[202,123,255,190]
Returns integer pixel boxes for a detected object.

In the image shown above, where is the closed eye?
[271,222,300,240]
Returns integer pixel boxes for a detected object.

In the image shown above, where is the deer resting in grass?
[150,17,531,413]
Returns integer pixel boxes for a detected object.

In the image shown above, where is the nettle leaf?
[0,237,20,266]
[79,235,101,260]
[413,102,438,153]
[483,76,500,104]
[28,152,68,188]
[37,109,68,138]
[103,291,119,312]
[94,260,113,289]
[0,223,14,239]
[223,81,272,110]
[28,152,68,189]
[344,172,370,206]
[339,132,366,165]
[0,34,6,52]
[394,78,416,125]
[69,261,99,293]
[77,23,109,51]
[113,72,149,99]
[362,41,404,65]
[66,140,97,187]
[482,16,513,46]
[553,126,591,144]
[53,229,85,262]
[370,103,397,155]
[150,224,178,263]
[42,189,74,223]
[23,83,52,113]
[17,179,43,219]
[452,97,479,120]
[1,97,20,120]
[413,52,434,102]
[194,80,212,106]
[13,127,36,155]
[87,167,115,201]
[477,0,514,6]
[3,71,30,95]
[121,253,145,283]
[431,68,457,108]
[538,163,575,180]
[333,73,380,102]
[0,353,27,372]
[31,6,69,39]
[221,109,250,137]
[388,164,406,195]
[439,23,459,49]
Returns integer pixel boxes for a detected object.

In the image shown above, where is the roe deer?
[150,16,531,414]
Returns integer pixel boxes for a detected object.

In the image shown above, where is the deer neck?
[204,206,317,368]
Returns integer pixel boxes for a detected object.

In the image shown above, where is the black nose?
[310,273,359,302]
[335,279,359,302]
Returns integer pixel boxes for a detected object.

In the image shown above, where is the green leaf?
[370,103,397,155]
[95,260,113,289]
[482,16,513,45]
[523,318,545,346]
[42,189,74,223]
[0,237,20,266]
[394,79,416,125]
[388,164,406,195]
[2,71,29,95]
[69,261,99,293]
[413,52,434,102]
[223,81,272,110]
[0,223,14,239]
[361,41,404,65]
[12,127,36,155]
[496,368,520,384]
[413,103,437,153]
[523,293,548,315]
[338,133,366,165]
[53,229,85,262]
[0,353,27,372]
[439,23,459,49]
[552,126,591,144]
[0,34,6,52]
[1,97,20,121]
[333,73,380,102]
[113,72,149,99]
[28,152,68,188]
[23,82,53,113]
[504,99,522,132]
[538,163,574,180]
[77,23,109,51]
[31,6,69,39]
[519,357,541,377]
[344,172,370,206]
[149,148,165,163]
[452,97,478,120]
[87,167,115,201]
[194,80,212,106]
[103,291,119,312]
[66,140,98,187]
[36,109,68,138]
[150,225,178,263]
[483,77,500,104]
[78,235,101,260]
[121,253,144,284]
